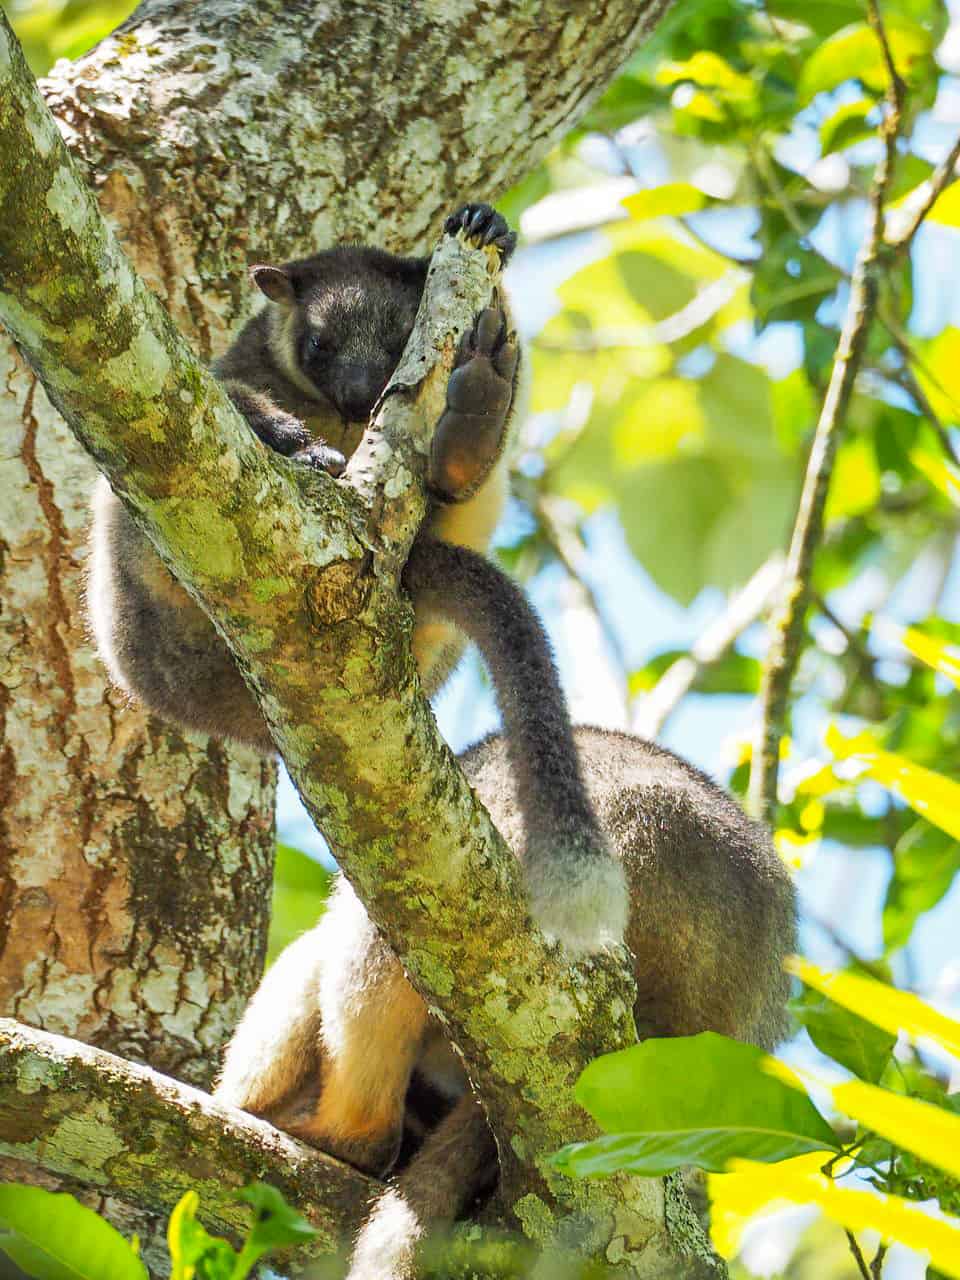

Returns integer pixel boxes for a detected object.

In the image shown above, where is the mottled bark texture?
[0,2,722,1275]
[0,1019,371,1275]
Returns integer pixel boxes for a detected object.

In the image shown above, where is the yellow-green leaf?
[833,1080,960,1180]
[819,100,876,155]
[911,447,960,508]
[622,184,707,221]
[716,1154,960,1277]
[925,180,960,228]
[800,22,932,103]
[902,627,960,689]
[788,956,960,1060]
[655,52,754,99]
[826,724,960,842]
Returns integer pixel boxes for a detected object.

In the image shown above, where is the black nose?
[334,365,389,422]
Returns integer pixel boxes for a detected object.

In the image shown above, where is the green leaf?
[883,821,960,952]
[622,184,707,220]
[792,988,896,1083]
[234,1184,316,1268]
[0,1185,147,1280]
[827,725,960,842]
[819,100,877,155]
[764,0,865,38]
[628,649,760,697]
[551,1033,838,1178]
[788,957,960,1060]
[799,21,933,102]
[267,843,333,966]
[168,1192,236,1280]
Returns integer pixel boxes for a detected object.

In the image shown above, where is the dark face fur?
[254,248,428,424]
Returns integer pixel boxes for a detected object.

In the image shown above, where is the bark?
[0,2,722,1275]
[0,1018,371,1276]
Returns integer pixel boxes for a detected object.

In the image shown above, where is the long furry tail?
[404,538,628,953]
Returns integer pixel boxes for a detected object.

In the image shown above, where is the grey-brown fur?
[216,725,794,1280]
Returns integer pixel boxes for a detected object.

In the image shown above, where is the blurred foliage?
[4,0,137,74]
[266,842,332,967]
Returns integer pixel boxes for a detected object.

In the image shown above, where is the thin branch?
[632,553,784,741]
[872,1241,889,1277]
[536,494,631,682]
[748,9,902,823]
[847,1230,874,1280]
[887,360,960,467]
[890,131,960,252]
[0,1019,369,1273]
[866,0,907,119]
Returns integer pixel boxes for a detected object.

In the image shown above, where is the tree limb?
[747,7,902,824]
[0,16,712,1274]
[0,1017,369,1273]
[632,554,784,742]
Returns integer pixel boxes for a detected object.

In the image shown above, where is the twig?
[890,131,960,252]
[748,1,902,823]
[887,361,960,467]
[866,0,906,118]
[632,553,784,740]
[847,1230,874,1280]
[536,494,631,680]
[872,1241,889,1278]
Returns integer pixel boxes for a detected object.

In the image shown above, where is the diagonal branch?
[747,0,903,824]
[0,1018,370,1274]
[633,554,784,742]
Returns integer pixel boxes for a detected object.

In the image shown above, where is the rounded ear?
[250,263,296,307]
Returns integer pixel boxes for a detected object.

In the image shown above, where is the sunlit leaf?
[551,1033,837,1178]
[913,327,960,422]
[884,821,960,952]
[824,436,881,521]
[622,184,707,220]
[0,1185,146,1280]
[902,627,960,689]
[168,1192,235,1280]
[910,448,960,508]
[819,100,877,155]
[923,181,960,228]
[709,1153,838,1259]
[788,956,960,1060]
[834,1080,960,1180]
[792,988,895,1083]
[826,725,960,842]
[715,1155,960,1277]
[656,51,756,102]
[799,21,933,102]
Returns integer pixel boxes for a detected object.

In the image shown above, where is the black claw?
[445,203,517,262]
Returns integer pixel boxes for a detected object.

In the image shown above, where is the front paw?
[291,441,348,477]
[429,305,519,501]
[249,409,312,457]
[444,203,517,263]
